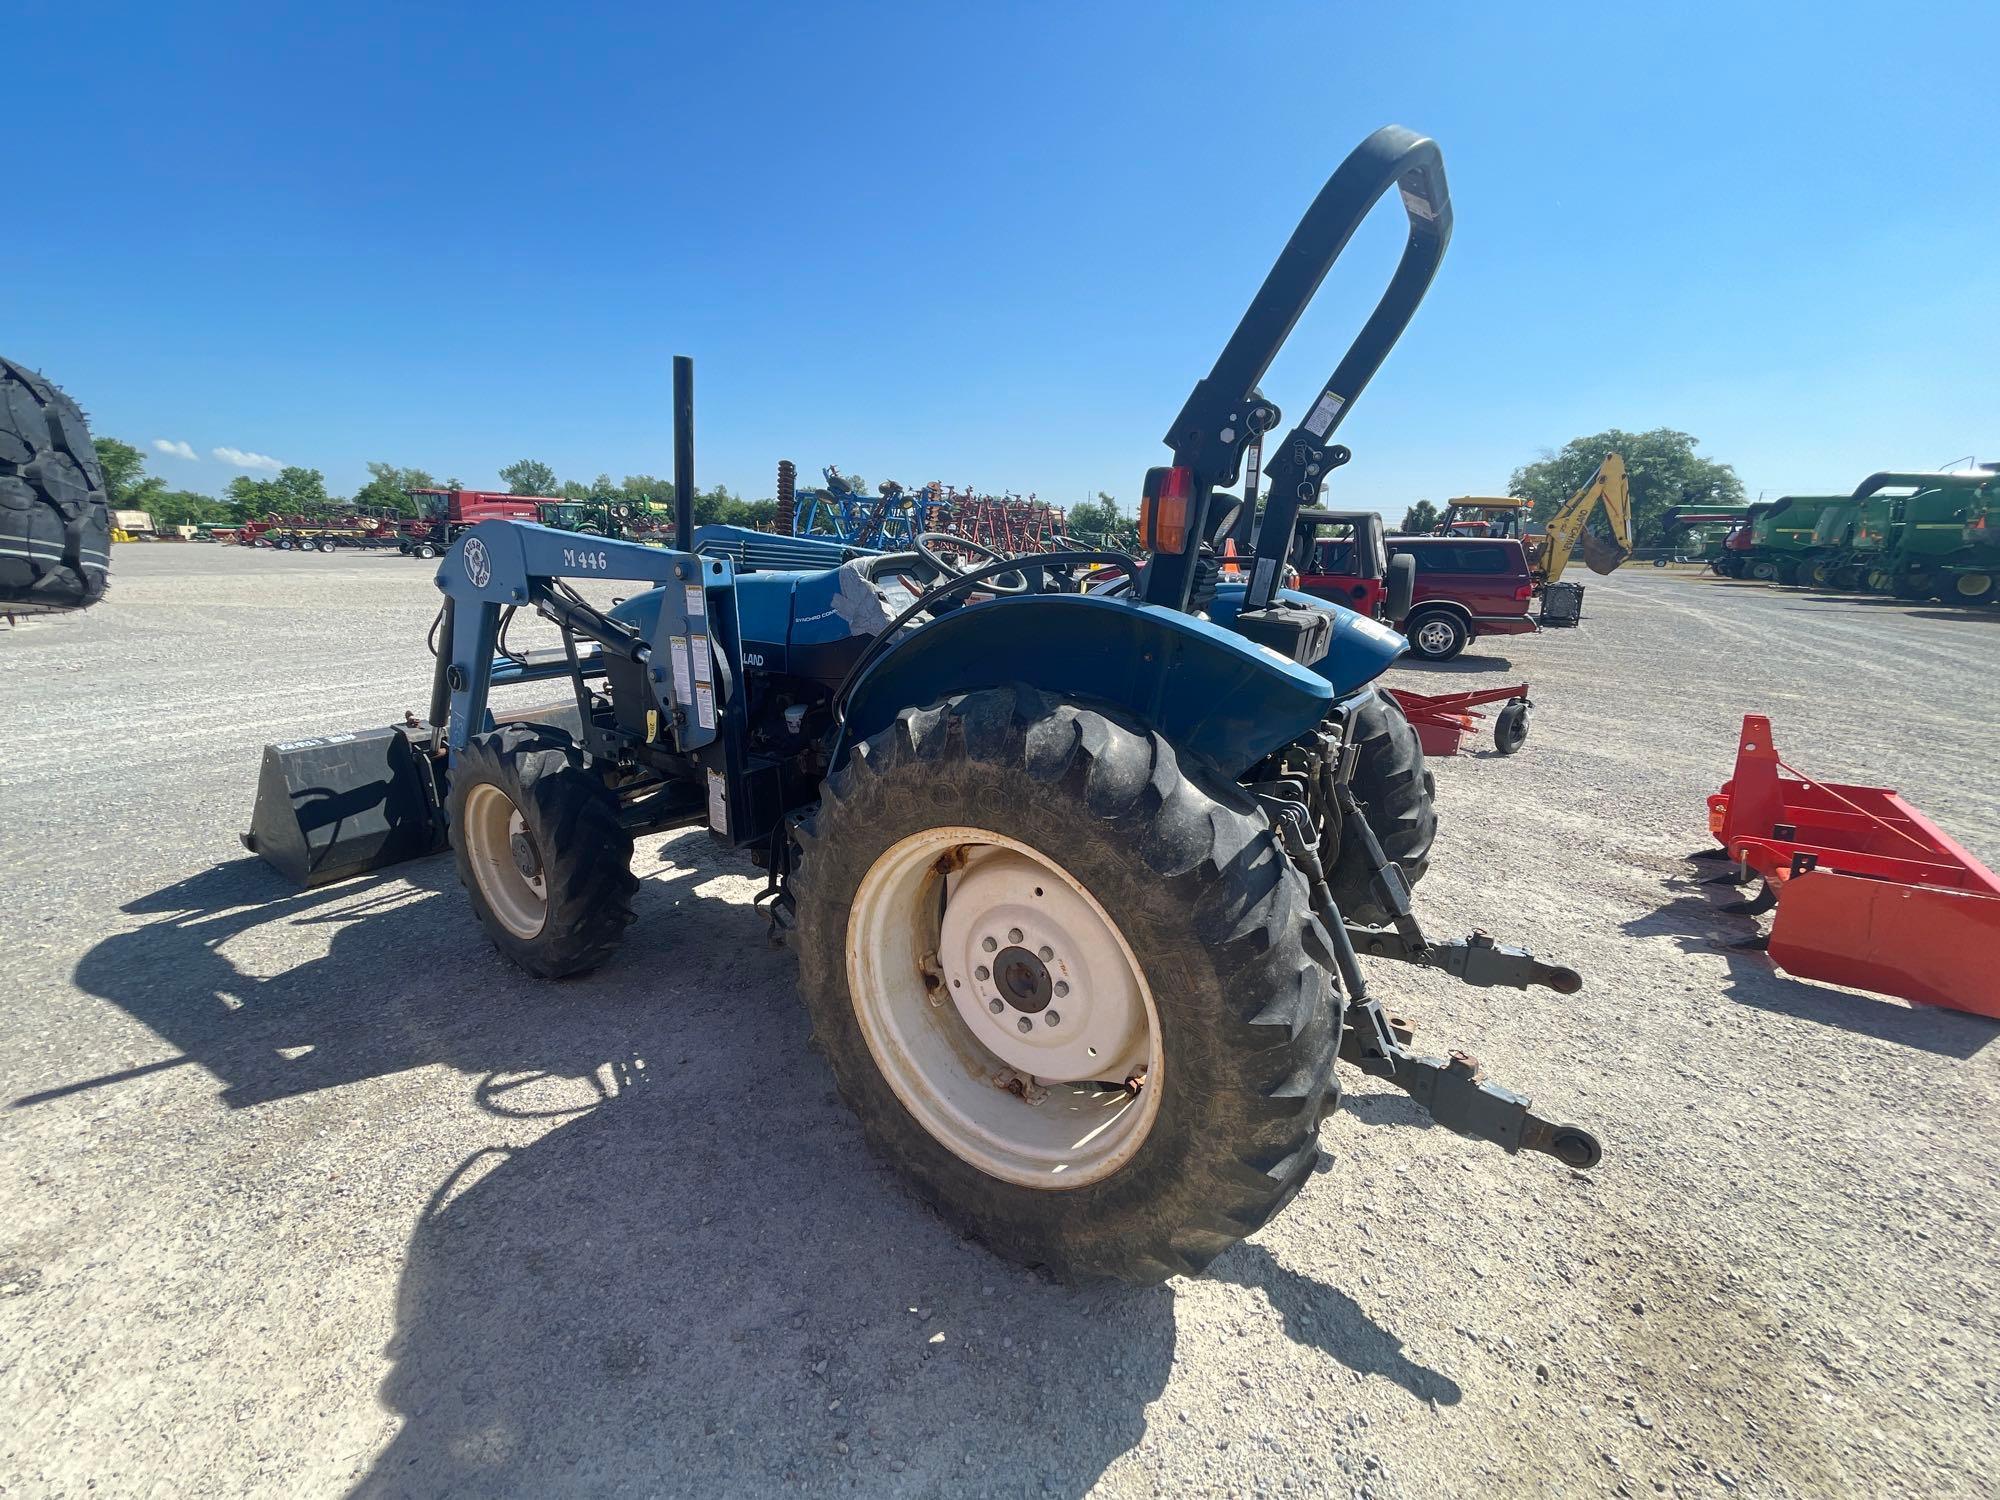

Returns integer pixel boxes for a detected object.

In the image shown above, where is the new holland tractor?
[245,128,1600,1281]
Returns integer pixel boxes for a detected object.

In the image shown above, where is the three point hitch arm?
[1270,765,1603,1174]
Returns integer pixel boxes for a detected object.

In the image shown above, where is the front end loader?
[245,127,1601,1282]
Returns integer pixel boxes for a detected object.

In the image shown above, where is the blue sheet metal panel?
[1204,582,1407,696]
[837,593,1334,778]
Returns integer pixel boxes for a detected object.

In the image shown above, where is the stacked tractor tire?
[0,358,110,617]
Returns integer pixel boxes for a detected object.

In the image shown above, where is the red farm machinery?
[1701,715,2000,1018]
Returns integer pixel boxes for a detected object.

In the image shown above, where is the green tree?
[621,474,669,504]
[500,458,560,496]
[226,466,334,518]
[351,462,438,518]
[95,437,168,512]
[1509,429,1743,539]
[1400,499,1440,534]
[1065,491,1139,549]
[152,490,227,527]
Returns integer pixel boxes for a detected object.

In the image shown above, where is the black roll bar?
[1144,126,1453,611]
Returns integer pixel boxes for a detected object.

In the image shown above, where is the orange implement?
[1708,715,2000,1018]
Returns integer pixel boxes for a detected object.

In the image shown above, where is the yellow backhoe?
[1435,453,1633,583]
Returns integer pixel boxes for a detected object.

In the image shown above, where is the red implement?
[1389,685,1532,758]
[1708,714,2000,1018]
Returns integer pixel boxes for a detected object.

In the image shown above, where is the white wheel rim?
[847,827,1163,1190]
[461,783,548,939]
[1416,620,1454,654]
[1955,573,1992,597]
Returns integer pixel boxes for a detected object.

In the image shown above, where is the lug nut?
[988,999,1004,1015]
[981,936,997,953]
[1037,945,1053,961]
[1053,981,1069,998]
[1007,927,1023,944]
[1016,1017,1032,1034]
[975,965,990,981]
[1045,1011,1061,1027]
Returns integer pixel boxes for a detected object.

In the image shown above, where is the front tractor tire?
[448,725,637,978]
[791,686,1338,1283]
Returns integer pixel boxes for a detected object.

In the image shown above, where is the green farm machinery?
[1746,495,1851,584]
[1848,468,2000,604]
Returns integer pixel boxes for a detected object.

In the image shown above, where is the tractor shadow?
[348,1072,1180,1499]
[37,842,1453,1498]
[24,849,719,1112]
[350,1082,1462,1499]
[1623,878,1996,1060]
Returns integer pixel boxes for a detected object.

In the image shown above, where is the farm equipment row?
[211,489,676,558]
[1672,464,2000,605]
[241,126,1607,1284]
[786,467,1070,554]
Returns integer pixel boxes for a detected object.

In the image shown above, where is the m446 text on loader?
[245,127,1601,1282]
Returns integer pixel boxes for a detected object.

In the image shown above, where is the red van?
[1384,536,1538,660]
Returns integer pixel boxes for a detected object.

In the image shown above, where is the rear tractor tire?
[0,357,110,615]
[1329,688,1437,924]
[790,685,1338,1282]
[448,725,637,978]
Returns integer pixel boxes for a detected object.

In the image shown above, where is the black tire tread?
[1328,688,1437,926]
[448,724,637,978]
[789,684,1338,1283]
[0,356,110,614]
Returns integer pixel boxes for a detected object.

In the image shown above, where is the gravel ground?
[2,547,1997,1499]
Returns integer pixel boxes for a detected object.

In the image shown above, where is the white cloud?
[213,446,283,472]
[152,438,198,461]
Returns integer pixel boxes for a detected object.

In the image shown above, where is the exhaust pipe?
[673,354,694,548]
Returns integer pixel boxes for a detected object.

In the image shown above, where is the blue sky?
[13,1,1996,514]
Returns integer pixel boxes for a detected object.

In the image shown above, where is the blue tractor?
[246,127,1599,1281]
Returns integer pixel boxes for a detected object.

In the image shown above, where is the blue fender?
[1204,582,1409,696]
[838,593,1334,777]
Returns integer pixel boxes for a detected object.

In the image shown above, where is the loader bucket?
[1708,715,2000,1019]
[1580,526,1629,575]
[241,724,446,886]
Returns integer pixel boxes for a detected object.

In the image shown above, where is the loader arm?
[1535,452,1631,582]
